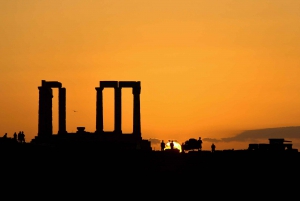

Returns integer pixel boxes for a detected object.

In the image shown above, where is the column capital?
[95,87,104,91]
[133,86,141,95]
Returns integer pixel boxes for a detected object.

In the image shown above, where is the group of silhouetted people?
[160,140,175,151]
[160,140,176,151]
[160,137,216,153]
[2,131,26,143]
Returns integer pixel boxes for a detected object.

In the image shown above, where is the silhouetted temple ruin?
[32,80,151,151]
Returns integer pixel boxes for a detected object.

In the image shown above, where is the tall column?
[95,87,103,133]
[114,86,122,134]
[38,87,45,137]
[133,83,141,139]
[46,88,53,136]
[58,87,67,135]
[38,87,53,137]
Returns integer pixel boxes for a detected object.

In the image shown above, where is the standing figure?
[170,141,174,150]
[13,132,17,141]
[21,131,25,143]
[211,143,216,153]
[198,137,203,151]
[160,140,165,151]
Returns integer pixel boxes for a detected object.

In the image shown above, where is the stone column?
[38,86,45,137]
[38,87,53,137]
[133,83,141,139]
[95,87,103,133]
[114,86,122,134]
[58,87,67,135]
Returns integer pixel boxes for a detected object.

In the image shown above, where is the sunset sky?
[1,0,300,150]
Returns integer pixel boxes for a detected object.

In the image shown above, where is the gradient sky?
[1,0,300,150]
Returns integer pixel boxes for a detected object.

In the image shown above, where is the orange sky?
[1,0,300,150]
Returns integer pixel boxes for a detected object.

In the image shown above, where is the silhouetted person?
[181,143,185,153]
[17,131,22,143]
[211,143,216,153]
[18,131,25,143]
[21,131,25,143]
[198,137,202,151]
[161,140,165,151]
[170,141,174,150]
[3,133,7,138]
[13,132,17,141]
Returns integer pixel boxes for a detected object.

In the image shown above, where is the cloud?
[147,138,161,144]
[203,126,300,143]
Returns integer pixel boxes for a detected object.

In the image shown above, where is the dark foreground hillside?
[1,144,299,197]
[1,143,299,177]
